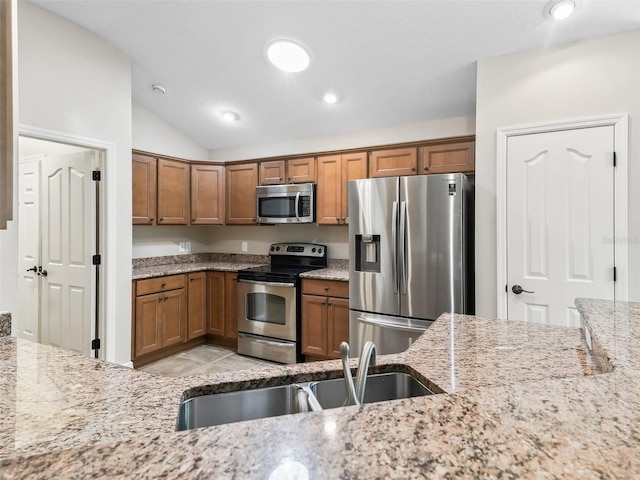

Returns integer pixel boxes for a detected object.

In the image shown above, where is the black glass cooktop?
[238,264,324,282]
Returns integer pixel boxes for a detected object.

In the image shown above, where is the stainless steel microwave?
[256,183,315,224]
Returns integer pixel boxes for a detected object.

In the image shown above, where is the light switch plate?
[241,241,248,252]
[179,241,192,253]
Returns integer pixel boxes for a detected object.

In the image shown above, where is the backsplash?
[0,312,11,337]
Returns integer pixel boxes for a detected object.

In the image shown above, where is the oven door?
[237,279,297,341]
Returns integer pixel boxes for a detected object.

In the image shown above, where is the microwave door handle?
[295,192,300,221]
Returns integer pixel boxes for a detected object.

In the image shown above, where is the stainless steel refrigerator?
[349,173,474,354]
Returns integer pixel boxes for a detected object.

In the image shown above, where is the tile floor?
[137,345,276,377]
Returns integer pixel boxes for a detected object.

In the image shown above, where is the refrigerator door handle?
[399,201,408,295]
[354,315,427,333]
[391,201,398,294]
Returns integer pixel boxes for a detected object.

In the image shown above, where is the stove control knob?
[270,246,274,252]
[276,246,280,251]
[312,248,316,253]
[318,248,323,254]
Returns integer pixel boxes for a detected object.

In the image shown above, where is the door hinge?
[92,254,101,265]
[614,266,617,282]
[613,152,617,167]
[505,284,508,293]
[92,170,101,181]
[91,338,101,350]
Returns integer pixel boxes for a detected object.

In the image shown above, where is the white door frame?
[18,124,116,361]
[496,114,629,319]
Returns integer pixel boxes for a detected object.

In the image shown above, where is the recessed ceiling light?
[323,91,339,104]
[151,84,166,94]
[547,0,575,20]
[220,110,240,122]
[265,39,311,73]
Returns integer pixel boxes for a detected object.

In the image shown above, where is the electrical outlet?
[178,241,192,253]
[241,241,248,252]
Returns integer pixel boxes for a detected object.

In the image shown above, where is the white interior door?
[506,126,615,327]
[41,151,97,355]
[17,159,42,342]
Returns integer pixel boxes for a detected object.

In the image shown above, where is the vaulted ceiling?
[32,1,640,150]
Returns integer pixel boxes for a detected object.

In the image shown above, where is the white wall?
[209,115,475,162]
[17,2,132,364]
[475,28,640,318]
[132,102,208,160]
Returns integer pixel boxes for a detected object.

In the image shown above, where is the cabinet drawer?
[137,274,186,296]
[302,279,349,298]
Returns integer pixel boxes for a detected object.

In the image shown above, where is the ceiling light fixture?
[265,39,311,73]
[220,110,240,123]
[547,0,575,20]
[323,91,339,104]
[151,83,166,94]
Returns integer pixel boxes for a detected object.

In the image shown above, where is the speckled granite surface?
[0,313,10,337]
[1,299,638,478]
[132,253,269,279]
[133,253,349,281]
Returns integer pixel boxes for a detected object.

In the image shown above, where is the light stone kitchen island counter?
[1,298,639,478]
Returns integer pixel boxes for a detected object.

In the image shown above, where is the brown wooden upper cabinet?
[317,152,367,225]
[259,157,316,185]
[418,140,475,174]
[191,163,225,225]
[368,147,417,178]
[157,158,190,224]
[132,153,157,225]
[226,162,258,224]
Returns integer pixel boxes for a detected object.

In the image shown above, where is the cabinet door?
[418,141,475,174]
[301,294,327,356]
[226,163,258,224]
[157,159,190,224]
[259,160,286,185]
[341,152,367,224]
[369,148,417,178]
[287,157,316,183]
[132,154,157,225]
[207,271,225,335]
[135,292,162,356]
[161,288,187,347]
[316,154,342,225]
[327,297,349,359]
[191,164,225,225]
[187,272,206,340]
[224,272,238,339]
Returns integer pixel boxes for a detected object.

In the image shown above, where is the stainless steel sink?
[177,372,434,431]
[310,372,433,409]
[176,384,305,431]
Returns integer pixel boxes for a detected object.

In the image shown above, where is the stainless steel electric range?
[236,243,328,364]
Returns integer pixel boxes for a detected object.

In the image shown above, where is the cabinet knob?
[423,166,429,171]
[324,286,329,291]
[411,167,416,172]
[160,217,164,222]
[149,217,154,222]
[328,302,332,306]
[322,301,326,305]
[288,177,292,181]
[252,218,256,222]
[279,177,283,180]
[342,217,346,222]
[336,217,339,222]
[161,282,166,287]
[192,218,196,222]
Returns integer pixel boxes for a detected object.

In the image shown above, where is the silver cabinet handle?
[391,201,398,294]
[356,316,426,333]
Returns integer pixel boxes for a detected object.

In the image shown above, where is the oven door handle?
[238,279,296,288]
[294,192,300,221]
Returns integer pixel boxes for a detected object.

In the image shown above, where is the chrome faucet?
[340,341,377,406]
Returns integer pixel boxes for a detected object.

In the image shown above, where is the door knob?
[38,266,48,277]
[26,266,37,273]
[512,285,534,294]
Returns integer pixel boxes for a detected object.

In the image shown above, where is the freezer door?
[399,174,468,319]
[349,177,400,317]
[349,310,432,355]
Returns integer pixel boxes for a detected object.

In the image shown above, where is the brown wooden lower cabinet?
[301,279,349,361]
[134,274,187,358]
[207,271,238,342]
[187,272,206,339]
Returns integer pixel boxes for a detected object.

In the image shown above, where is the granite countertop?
[131,254,350,281]
[1,299,639,477]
